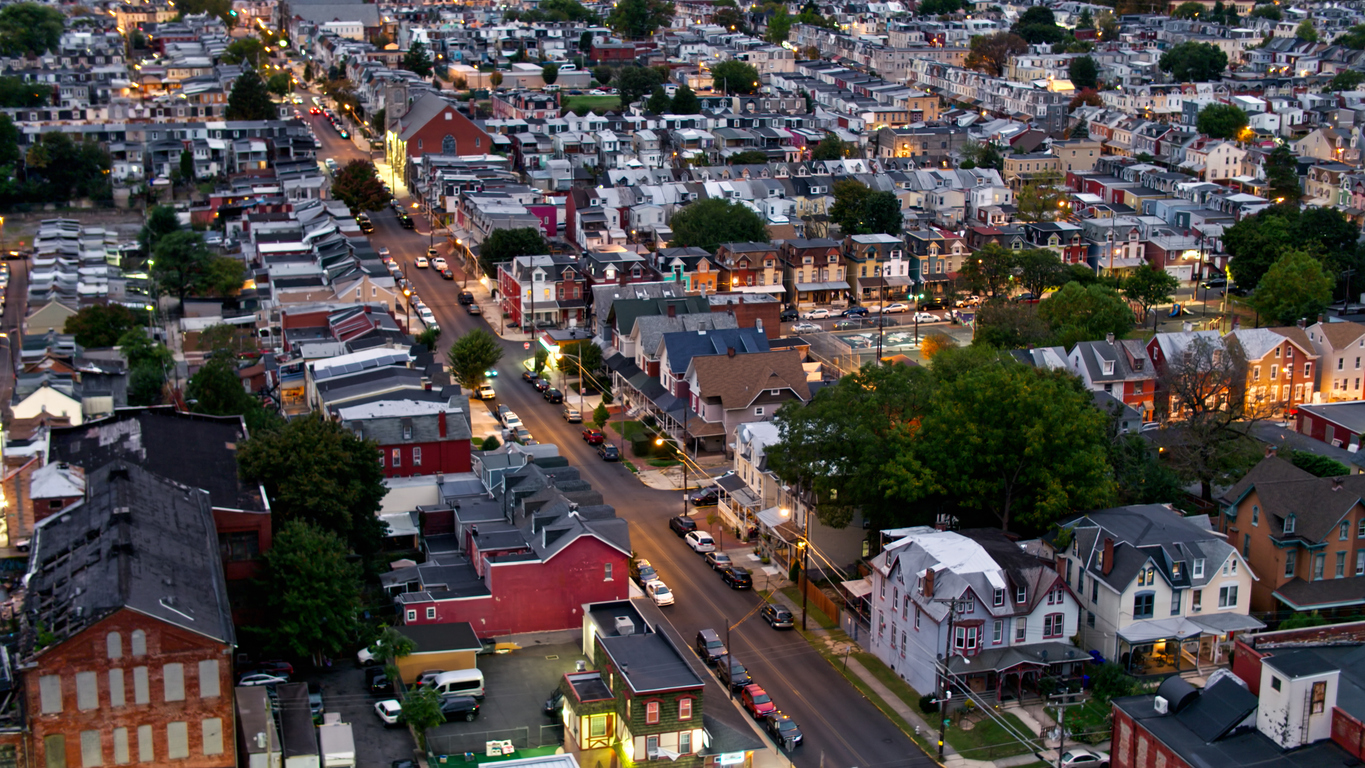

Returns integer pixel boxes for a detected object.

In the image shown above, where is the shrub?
[918,693,939,714]
[481,435,500,451]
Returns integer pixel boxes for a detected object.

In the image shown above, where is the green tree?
[960,140,1004,171]
[593,65,614,85]
[266,72,293,97]
[766,6,793,42]
[140,205,182,255]
[187,356,277,433]
[669,197,768,251]
[646,86,671,114]
[1250,4,1282,20]
[965,32,1028,77]
[960,242,1017,298]
[1251,250,1334,326]
[975,302,1051,349]
[593,401,610,429]
[0,3,65,56]
[915,359,1114,531]
[0,75,49,107]
[1159,41,1228,82]
[919,0,964,13]
[403,41,434,78]
[1076,7,1094,28]
[710,59,761,94]
[1015,171,1067,223]
[542,63,560,85]
[606,0,675,37]
[222,37,266,67]
[727,150,769,165]
[1196,103,1249,139]
[152,230,216,312]
[615,65,666,105]
[1286,450,1351,478]
[402,686,446,749]
[1090,664,1138,703]
[1011,6,1066,45]
[1097,11,1120,41]
[303,61,315,82]
[64,304,142,348]
[1263,143,1302,204]
[119,329,173,407]
[671,84,700,113]
[447,328,505,390]
[1068,56,1099,90]
[237,414,389,553]
[1224,205,1356,290]
[226,69,277,121]
[1296,19,1318,41]
[1280,611,1329,630]
[22,132,112,203]
[829,179,902,235]
[1108,430,1184,505]
[1330,70,1365,92]
[254,520,362,662]
[480,227,548,273]
[713,0,747,31]
[1037,283,1134,348]
[560,340,604,385]
[1015,248,1066,297]
[1336,24,1365,48]
[796,0,835,28]
[415,327,441,350]
[1122,264,1180,330]
[1070,119,1090,139]
[371,625,416,664]
[1171,1,1205,17]
[0,113,19,174]
[331,159,392,212]
[810,134,849,161]
[178,148,194,185]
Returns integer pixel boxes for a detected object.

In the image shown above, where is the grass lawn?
[611,420,648,441]
[1063,698,1113,744]
[563,95,620,113]
[780,587,839,630]
[944,709,1037,760]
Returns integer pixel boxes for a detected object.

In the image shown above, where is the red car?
[741,685,776,720]
[309,107,321,115]
[582,428,605,445]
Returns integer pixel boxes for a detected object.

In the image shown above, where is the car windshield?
[776,720,797,733]
[706,640,724,650]
[752,693,771,705]
[655,586,670,595]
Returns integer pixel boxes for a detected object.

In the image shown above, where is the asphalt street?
[306,105,933,768]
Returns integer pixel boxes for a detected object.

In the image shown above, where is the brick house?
[1225,327,1319,416]
[707,293,782,340]
[498,254,589,329]
[23,462,236,768]
[1219,455,1365,615]
[491,89,560,121]
[1068,337,1158,421]
[713,242,781,294]
[385,92,492,185]
[338,400,473,478]
[587,42,636,64]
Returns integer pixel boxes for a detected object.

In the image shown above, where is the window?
[1286,549,1297,577]
[77,671,98,711]
[647,736,659,757]
[1315,553,1326,580]
[1138,565,1155,586]
[1015,585,1027,603]
[589,716,608,738]
[1359,520,1365,539]
[426,607,436,620]
[892,588,899,611]
[993,621,1003,644]
[680,732,692,755]
[1357,551,1364,577]
[993,589,1004,607]
[107,632,122,659]
[1044,613,1064,638]
[1015,618,1028,641]
[202,719,224,756]
[1243,533,1250,557]
[167,722,189,760]
[1286,514,1297,534]
[1087,611,1096,628]
[953,625,979,651]
[679,698,693,720]
[914,605,920,630]
[391,448,401,467]
[1218,585,1239,608]
[133,667,149,705]
[1271,675,1283,691]
[604,563,613,581]
[1193,590,1202,611]
[407,610,416,622]
[646,701,660,724]
[412,447,422,466]
[80,731,101,768]
[1344,522,1352,541]
[1312,681,1327,714]
[199,660,220,699]
[45,735,65,768]
[113,728,129,765]
[1091,578,1098,602]
[131,631,145,657]
[1133,592,1155,619]
[40,675,62,714]
[137,726,152,763]
[109,669,124,708]
[1252,506,1259,526]
[755,407,765,416]
[1307,362,1313,378]
[1171,590,1182,615]
[219,532,260,562]
[1338,551,1347,578]
[1193,559,1205,578]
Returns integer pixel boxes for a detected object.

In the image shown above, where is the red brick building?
[587,42,636,64]
[498,254,589,329]
[386,92,492,183]
[708,293,782,340]
[337,400,473,478]
[23,462,237,768]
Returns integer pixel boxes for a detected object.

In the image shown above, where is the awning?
[757,506,789,528]
[1102,257,1146,269]
[881,275,913,286]
[946,641,1083,675]
[841,579,873,598]
[1117,617,1204,644]
[1189,614,1266,634]
[726,285,786,295]
[794,281,851,291]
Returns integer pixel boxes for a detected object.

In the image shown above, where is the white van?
[428,669,485,699]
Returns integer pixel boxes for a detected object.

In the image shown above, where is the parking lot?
[425,642,588,758]
[300,664,419,766]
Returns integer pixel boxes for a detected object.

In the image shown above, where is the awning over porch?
[726,285,786,295]
[1117,617,1204,644]
[795,281,851,291]
[946,641,1083,675]
[757,506,788,528]
[1189,613,1265,634]
[841,579,873,598]
[881,275,914,286]
[1101,257,1146,269]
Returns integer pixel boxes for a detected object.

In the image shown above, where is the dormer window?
[1193,558,1205,578]
[993,588,1004,606]
[1285,514,1297,534]
[1015,585,1027,603]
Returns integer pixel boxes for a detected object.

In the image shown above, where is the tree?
[178,148,194,184]
[403,41,434,78]
[1071,119,1090,140]
[0,75,49,107]
[226,69,277,121]
[964,32,1028,77]
[671,84,700,114]
[1330,70,1365,92]
[1196,103,1249,140]
[646,86,671,114]
[1336,24,1365,49]
[1223,205,1357,291]
[266,72,293,97]
[1250,3,1281,20]
[1296,19,1318,41]
[447,328,505,390]
[975,302,1051,349]
[1069,88,1103,109]
[0,3,65,56]
[222,37,266,66]
[152,230,218,312]
[1263,144,1302,204]
[371,625,416,665]
[593,402,610,429]
[1037,283,1135,348]
[1286,450,1351,478]
[593,65,614,85]
[960,140,1003,171]
[560,340,604,388]
[1123,265,1180,331]
[1015,171,1067,223]
[919,332,957,359]
[22,132,112,203]
[1251,250,1334,326]
[960,242,1017,298]
[402,686,446,750]
[1159,41,1228,82]
[542,63,560,85]
[916,361,1114,531]
[303,61,315,82]
[237,414,389,553]
[616,65,666,105]
[713,0,747,32]
[187,356,277,433]
[481,227,548,273]
[331,159,392,213]
[65,304,142,348]
[119,329,173,407]
[1098,11,1120,41]
[1015,248,1066,297]
[1068,56,1099,90]
[811,134,849,161]
[918,0,963,13]
[1171,1,1205,17]
[766,6,793,42]
[140,205,182,256]
[727,150,769,165]
[1011,6,1066,45]
[254,521,362,662]
[711,60,760,94]
[829,180,902,236]
[606,0,675,37]
[669,197,768,251]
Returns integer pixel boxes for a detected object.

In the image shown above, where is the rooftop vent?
[614,616,634,636]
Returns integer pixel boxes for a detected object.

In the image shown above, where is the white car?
[432,257,448,270]
[790,322,821,334]
[912,312,941,323]
[883,303,910,314]
[645,580,675,606]
[414,256,429,269]
[238,673,288,687]
[374,699,403,726]
[1047,747,1110,768]
[377,247,391,260]
[502,413,523,431]
[418,307,437,325]
[685,531,716,553]
[801,308,831,320]
[476,383,496,400]
[357,646,380,666]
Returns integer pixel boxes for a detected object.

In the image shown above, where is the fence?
[799,574,842,627]
[426,724,567,760]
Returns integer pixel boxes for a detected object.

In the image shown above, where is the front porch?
[1116,614,1264,677]
[946,642,1094,704]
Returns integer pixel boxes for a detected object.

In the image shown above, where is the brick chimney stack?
[923,568,935,598]
[1103,537,1115,575]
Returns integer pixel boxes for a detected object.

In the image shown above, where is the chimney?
[1106,332,1116,345]
[1103,537,1115,576]
[727,346,736,357]
[438,411,448,438]
[923,568,935,598]
[1298,318,1307,328]
[1333,477,1345,491]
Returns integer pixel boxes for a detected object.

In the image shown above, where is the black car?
[544,387,564,403]
[397,214,415,229]
[717,654,751,690]
[721,566,753,589]
[598,444,620,461]
[919,298,948,310]
[440,268,455,280]
[358,221,375,234]
[534,378,552,392]
[669,515,698,536]
[459,292,476,305]
[523,370,539,384]
[762,604,795,629]
[544,689,564,716]
[779,307,799,322]
[688,488,719,507]
[766,713,803,749]
[842,306,869,318]
[366,668,393,695]
[439,696,481,722]
[1201,277,1228,289]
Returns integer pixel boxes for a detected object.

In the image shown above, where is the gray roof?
[1263,649,1341,680]
[634,313,738,361]
[659,327,769,375]
[598,633,705,693]
[1058,505,1236,594]
[24,462,236,657]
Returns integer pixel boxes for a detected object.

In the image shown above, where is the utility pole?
[1049,690,1088,768]
[932,595,975,761]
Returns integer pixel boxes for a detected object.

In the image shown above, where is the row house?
[338,399,473,479]
[1306,320,1365,403]
[1023,222,1087,265]
[1225,327,1318,416]
[844,234,911,304]
[1068,336,1158,421]
[713,242,782,295]
[653,247,720,294]
[903,228,966,298]
[682,349,810,454]
[778,239,848,307]
[497,254,589,329]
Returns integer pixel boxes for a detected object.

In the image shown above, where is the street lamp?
[402,288,413,333]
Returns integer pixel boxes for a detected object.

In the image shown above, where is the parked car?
[790,322,821,334]
[249,660,295,676]
[459,291,476,305]
[689,487,720,507]
[685,531,716,553]
[366,668,393,696]
[467,303,483,315]
[543,388,564,403]
[427,247,440,258]
[582,428,605,444]
[440,268,455,280]
[534,378,552,392]
[374,699,403,726]
[398,214,414,228]
[780,307,799,322]
[633,559,658,585]
[801,308,831,320]
[644,580,675,606]
[238,673,288,687]
[414,256,429,269]
[501,412,522,430]
[431,257,448,270]
[476,384,496,400]
[705,551,732,570]
[717,655,752,690]
[597,443,619,461]
[309,683,325,717]
[695,629,726,665]
[721,566,753,589]
[842,306,869,317]
[563,407,582,423]
[497,404,512,421]
[522,371,539,383]
[919,298,948,310]
[912,312,941,323]
[762,603,795,629]
[669,515,698,536]
[513,427,533,444]
[1039,747,1110,768]
[439,696,481,722]
[741,685,777,719]
[833,320,859,330]
[766,713,803,749]
[883,302,910,314]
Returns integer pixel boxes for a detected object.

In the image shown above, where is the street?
[306,113,934,768]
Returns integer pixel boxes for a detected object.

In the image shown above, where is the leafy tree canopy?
[1037,282,1135,348]
[331,159,392,213]
[23,132,112,203]
[1225,205,1358,291]
[1251,249,1334,326]
[480,227,548,273]
[226,69,277,121]
[1171,1,1205,18]
[1296,19,1318,42]
[727,150,770,165]
[446,328,505,390]
[1331,69,1365,92]
[918,0,963,14]
[671,83,700,113]
[1011,6,1066,45]
[1159,41,1228,82]
[811,134,850,161]
[606,0,675,37]
[710,59,761,94]
[1336,24,1365,49]
[669,197,768,251]
[0,3,65,56]
[64,304,144,349]
[222,37,266,67]
[965,32,1028,77]
[403,40,434,78]
[0,75,49,108]
[252,520,362,661]
[1068,56,1099,90]
[1196,102,1249,139]
[187,356,279,434]
[1123,264,1180,330]
[829,179,902,236]
[615,65,667,105]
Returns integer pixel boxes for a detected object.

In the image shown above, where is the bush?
[1091,663,1137,703]
[632,439,654,458]
[481,435,500,451]
[918,693,939,714]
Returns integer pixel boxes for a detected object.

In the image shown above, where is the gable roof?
[660,327,769,375]
[689,349,810,410]
[1059,505,1239,594]
[1220,456,1362,543]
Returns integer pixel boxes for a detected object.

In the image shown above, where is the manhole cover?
[546,655,560,660]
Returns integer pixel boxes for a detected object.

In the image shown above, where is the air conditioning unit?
[1154,696,1169,715]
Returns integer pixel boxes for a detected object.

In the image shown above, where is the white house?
[869,527,1082,702]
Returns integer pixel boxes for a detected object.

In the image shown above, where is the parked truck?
[317,713,356,768]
